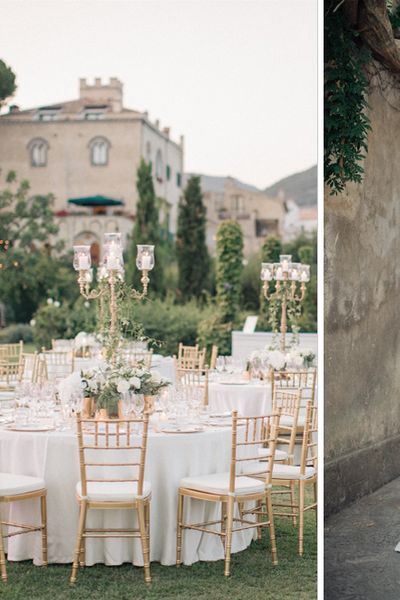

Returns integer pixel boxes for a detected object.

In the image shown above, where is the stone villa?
[0,77,184,261]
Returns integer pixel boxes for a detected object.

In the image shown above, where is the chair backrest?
[52,339,75,351]
[75,413,149,498]
[271,368,317,406]
[175,364,209,405]
[122,349,153,370]
[272,388,302,459]
[0,360,24,389]
[229,411,280,492]
[41,350,74,380]
[300,401,318,476]
[176,343,205,370]
[20,352,41,383]
[0,341,23,363]
[209,345,218,370]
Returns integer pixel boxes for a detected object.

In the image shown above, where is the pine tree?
[126,159,164,295]
[176,175,210,301]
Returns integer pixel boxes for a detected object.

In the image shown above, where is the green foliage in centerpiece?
[176,175,210,301]
[82,363,169,416]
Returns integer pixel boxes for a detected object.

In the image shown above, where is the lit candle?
[301,271,308,282]
[108,252,119,270]
[141,253,151,270]
[79,255,90,270]
[282,260,289,272]
[276,267,283,280]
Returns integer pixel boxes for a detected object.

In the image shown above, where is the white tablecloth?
[0,425,254,566]
[208,381,272,416]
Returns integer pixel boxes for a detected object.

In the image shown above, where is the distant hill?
[264,165,317,206]
[183,173,260,193]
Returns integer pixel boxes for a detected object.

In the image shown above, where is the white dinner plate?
[218,381,248,385]
[209,411,231,418]
[160,426,204,434]
[6,423,55,432]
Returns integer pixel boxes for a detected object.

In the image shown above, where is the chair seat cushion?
[76,480,151,502]
[272,464,315,480]
[258,448,288,461]
[180,472,266,496]
[0,472,45,496]
[280,414,305,428]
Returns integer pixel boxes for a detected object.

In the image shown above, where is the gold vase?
[83,397,95,418]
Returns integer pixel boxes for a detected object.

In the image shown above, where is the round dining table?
[208,379,272,416]
[0,422,256,567]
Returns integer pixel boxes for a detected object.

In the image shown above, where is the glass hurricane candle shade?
[299,264,311,282]
[289,263,301,281]
[260,262,274,281]
[103,233,124,271]
[136,245,155,271]
[73,245,92,271]
[279,255,292,273]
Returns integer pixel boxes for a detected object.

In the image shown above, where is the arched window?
[89,137,110,166]
[155,149,163,181]
[28,138,49,167]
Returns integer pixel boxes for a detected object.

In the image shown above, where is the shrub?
[129,298,212,356]
[31,297,97,349]
[0,323,34,343]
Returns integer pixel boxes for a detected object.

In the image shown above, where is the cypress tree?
[176,175,210,301]
[126,159,164,295]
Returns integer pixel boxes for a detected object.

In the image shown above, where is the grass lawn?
[2,502,316,600]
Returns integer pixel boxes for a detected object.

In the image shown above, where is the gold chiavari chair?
[0,472,47,582]
[209,344,219,370]
[0,341,23,364]
[0,360,24,391]
[19,352,43,384]
[51,339,75,351]
[176,411,279,577]
[123,349,153,370]
[175,365,209,406]
[176,343,206,371]
[41,350,74,381]
[70,413,152,584]
[271,400,317,555]
[271,368,317,407]
[257,389,302,525]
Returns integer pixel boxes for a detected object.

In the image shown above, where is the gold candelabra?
[73,234,154,364]
[260,255,310,351]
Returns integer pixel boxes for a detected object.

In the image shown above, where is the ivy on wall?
[324,2,371,195]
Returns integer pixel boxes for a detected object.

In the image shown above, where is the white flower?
[117,379,130,393]
[30,319,36,327]
[54,301,60,308]
[151,370,162,383]
[268,350,286,371]
[84,301,90,309]
[47,298,53,305]
[129,376,141,390]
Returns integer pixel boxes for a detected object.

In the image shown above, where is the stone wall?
[325,64,400,515]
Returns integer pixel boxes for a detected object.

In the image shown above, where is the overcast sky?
[0,0,317,189]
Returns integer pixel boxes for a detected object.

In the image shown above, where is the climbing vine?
[324,1,371,195]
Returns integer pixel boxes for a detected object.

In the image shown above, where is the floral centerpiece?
[248,345,316,376]
[82,363,169,417]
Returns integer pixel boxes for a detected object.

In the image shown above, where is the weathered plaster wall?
[325,64,400,515]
